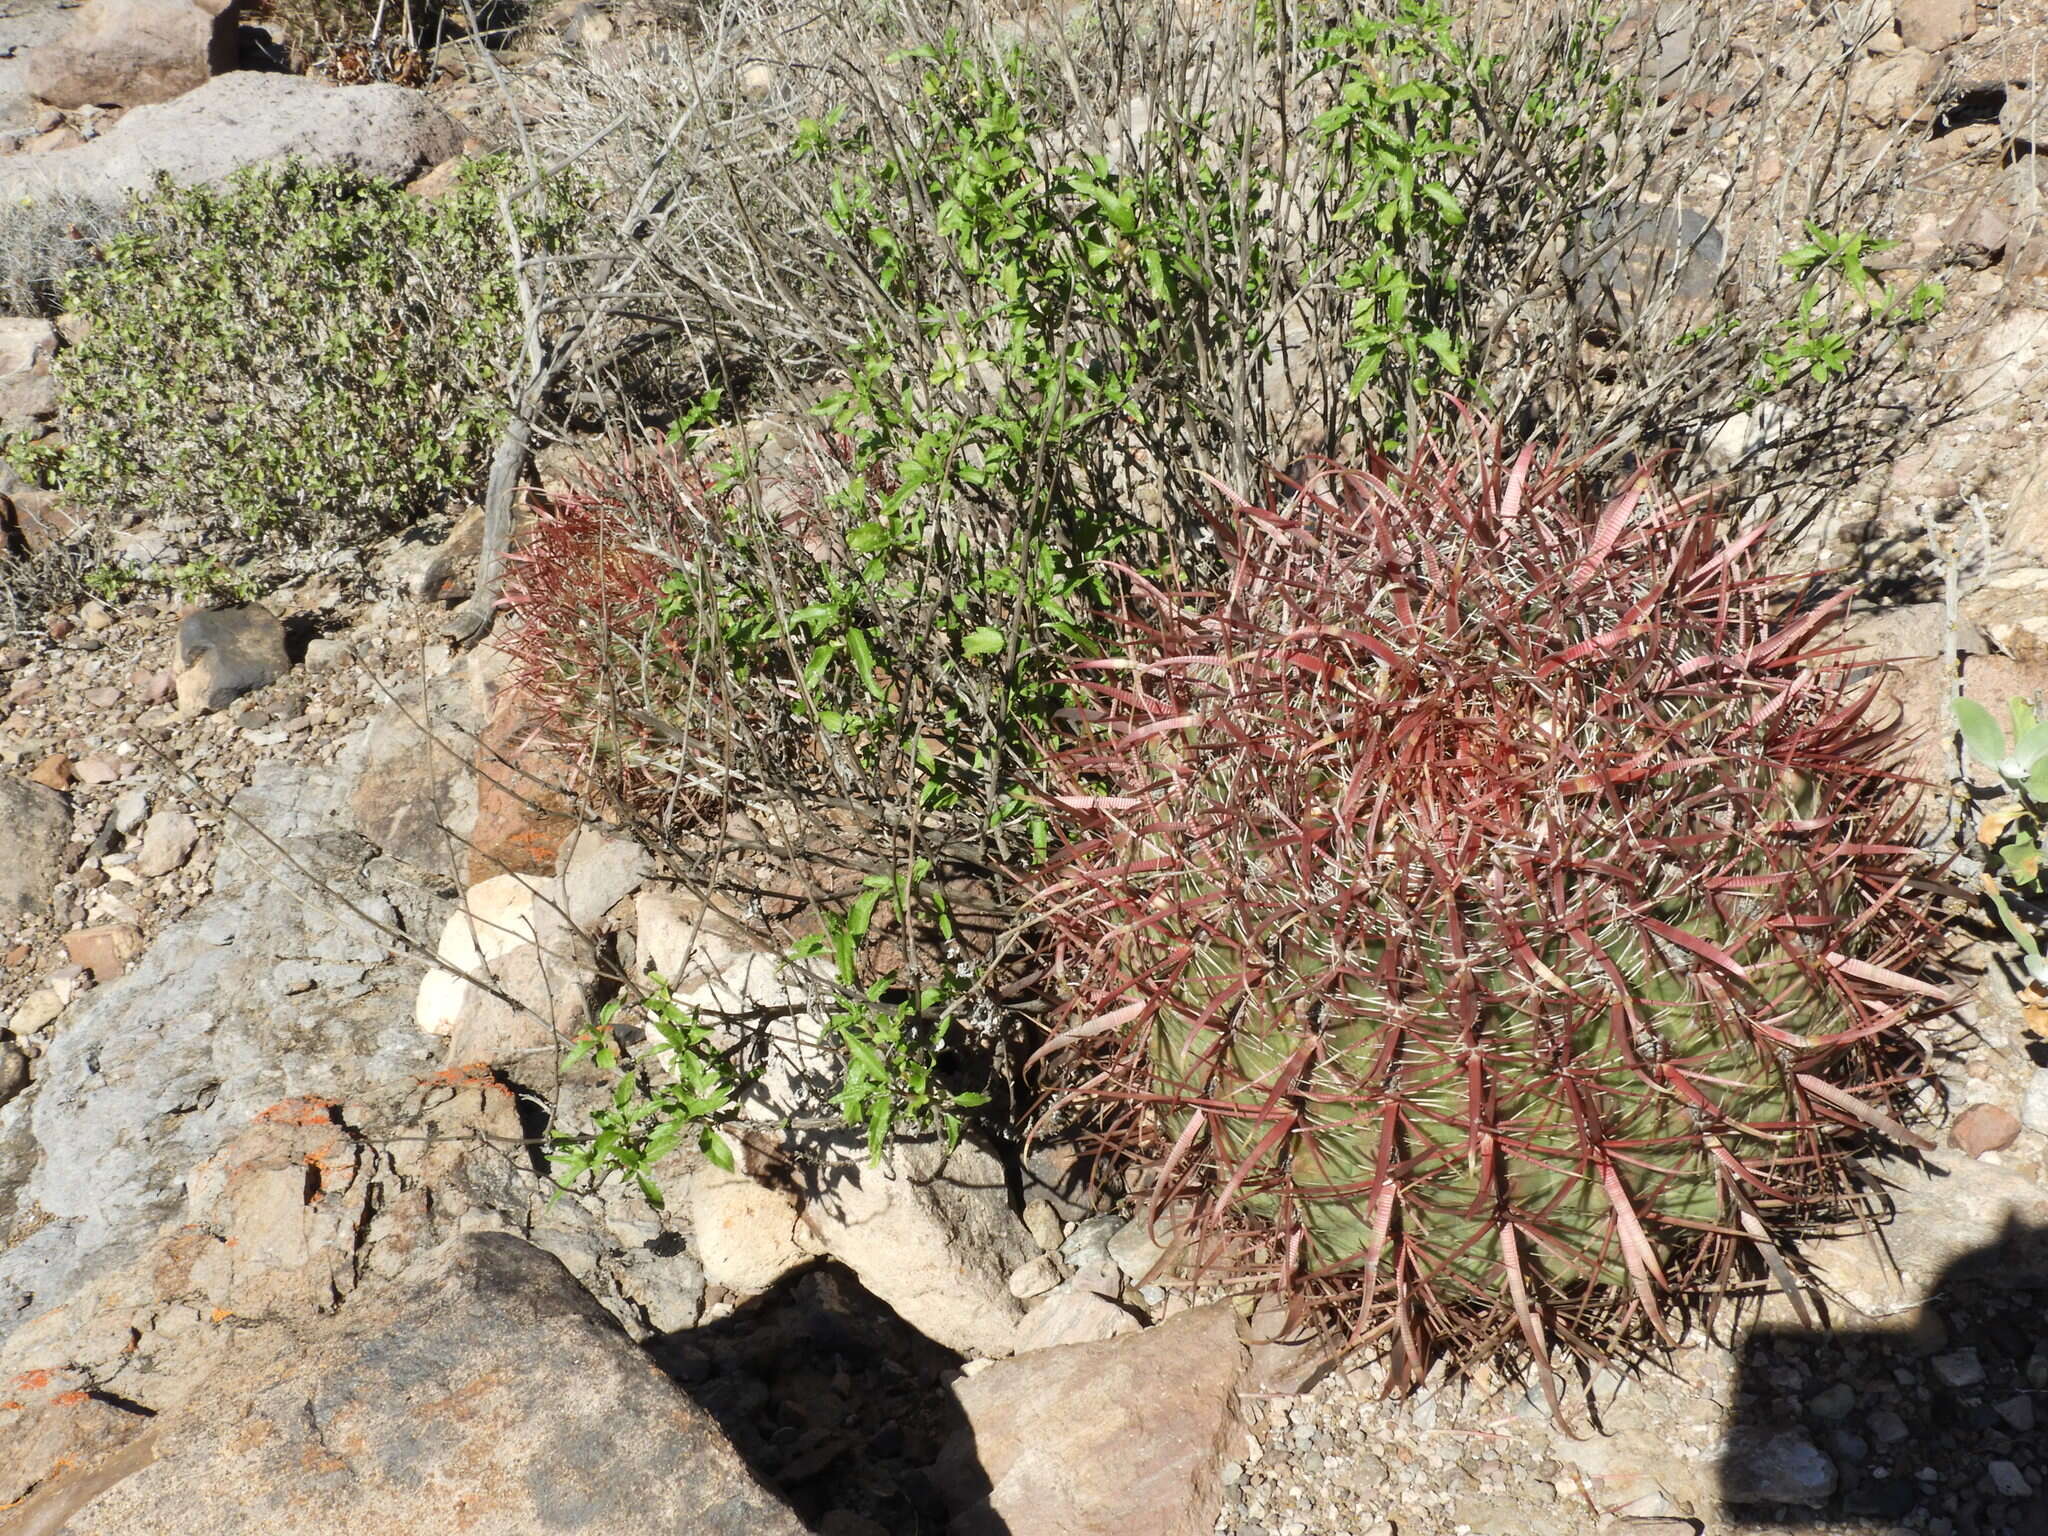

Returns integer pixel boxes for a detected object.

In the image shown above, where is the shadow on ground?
[646,1257,994,1536]
[1722,1220,2048,1535]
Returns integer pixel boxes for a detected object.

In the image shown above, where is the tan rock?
[1013,1290,1143,1353]
[61,922,143,981]
[932,1303,1250,1536]
[1895,0,1975,51]
[795,1135,1036,1358]
[1950,1101,2023,1157]
[1848,49,1937,124]
[689,1160,809,1293]
[0,317,58,426]
[26,0,240,110]
[1962,564,2048,662]
[133,809,198,877]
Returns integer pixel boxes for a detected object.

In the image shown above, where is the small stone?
[8,988,63,1034]
[1720,1428,1837,1505]
[72,756,119,785]
[1023,1198,1064,1254]
[29,752,74,789]
[79,602,115,632]
[1061,1212,1123,1270]
[134,809,199,877]
[2020,1070,2048,1136]
[1107,1211,1176,1283]
[0,1043,27,1107]
[1808,1383,1857,1420]
[690,1162,807,1295]
[1849,49,1937,124]
[1008,1254,1062,1299]
[61,922,144,980]
[1930,1347,1984,1389]
[111,788,150,834]
[1995,1394,2035,1432]
[1990,1460,2032,1498]
[1868,1409,1909,1443]
[1950,1102,2023,1156]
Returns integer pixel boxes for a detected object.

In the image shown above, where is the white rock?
[689,1162,807,1295]
[110,789,150,837]
[0,72,462,204]
[1013,1290,1143,1354]
[134,809,198,877]
[8,988,64,1036]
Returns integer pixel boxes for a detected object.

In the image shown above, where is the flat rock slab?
[933,1302,1250,1536]
[0,773,69,921]
[6,1232,808,1535]
[0,71,460,203]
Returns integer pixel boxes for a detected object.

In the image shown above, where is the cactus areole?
[1034,425,1947,1394]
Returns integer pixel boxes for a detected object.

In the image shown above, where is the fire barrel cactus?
[1033,425,1949,1395]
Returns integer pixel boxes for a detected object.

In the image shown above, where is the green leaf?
[962,626,1006,658]
[699,1126,736,1173]
[1955,698,2007,767]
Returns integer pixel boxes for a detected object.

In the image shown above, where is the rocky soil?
[6,0,2048,1533]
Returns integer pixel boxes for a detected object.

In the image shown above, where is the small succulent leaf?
[1955,698,2007,768]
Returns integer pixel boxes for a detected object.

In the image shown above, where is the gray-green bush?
[50,158,582,556]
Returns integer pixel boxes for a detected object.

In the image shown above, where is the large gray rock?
[0,760,436,1347]
[933,1303,1250,1536]
[0,773,69,922]
[2,1233,806,1535]
[25,0,239,111]
[0,72,462,203]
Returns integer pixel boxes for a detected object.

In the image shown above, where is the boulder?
[0,761,433,1350]
[467,676,579,883]
[795,1135,1037,1358]
[932,1303,1250,1536]
[0,317,58,427]
[26,0,239,111]
[0,772,70,921]
[1,1233,808,1535]
[173,602,288,716]
[0,72,462,204]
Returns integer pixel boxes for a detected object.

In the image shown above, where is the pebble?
[1808,1382,1856,1420]
[1994,1394,2035,1432]
[111,789,150,835]
[1021,1198,1065,1254]
[1948,1101,2022,1155]
[1990,1460,2032,1498]
[1717,1429,1838,1506]
[1007,1254,1062,1299]
[1930,1348,1985,1390]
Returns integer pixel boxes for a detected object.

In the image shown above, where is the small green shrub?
[52,158,582,552]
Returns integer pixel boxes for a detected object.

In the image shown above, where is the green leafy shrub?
[52,158,582,552]
[1034,424,1949,1400]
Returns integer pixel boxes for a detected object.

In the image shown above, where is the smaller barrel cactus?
[1033,422,1949,1397]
